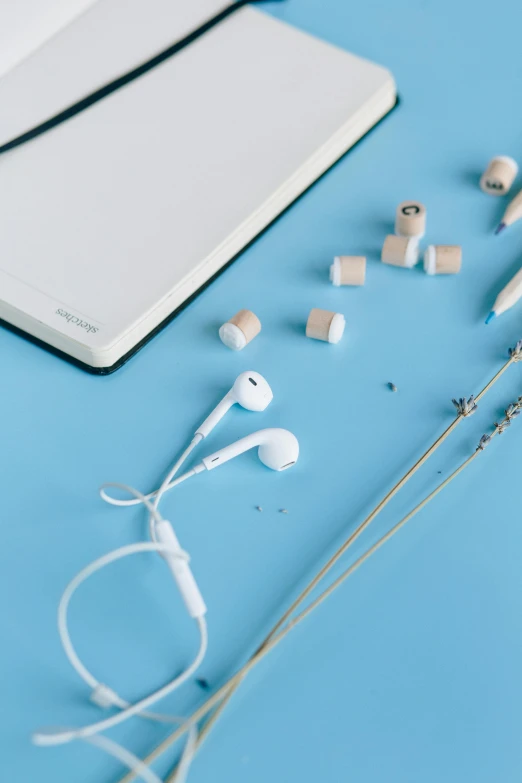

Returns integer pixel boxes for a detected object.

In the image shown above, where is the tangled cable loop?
[33,435,207,783]
[91,683,126,709]
[452,395,478,417]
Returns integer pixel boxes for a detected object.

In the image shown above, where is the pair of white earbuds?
[194,371,299,470]
[99,371,299,620]
[99,371,299,514]
[33,371,298,783]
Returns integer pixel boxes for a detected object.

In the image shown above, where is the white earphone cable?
[99,437,203,531]
[83,734,164,783]
[82,711,199,783]
[34,432,208,783]
[148,436,202,541]
[56,541,189,694]
[38,721,198,783]
[33,542,207,746]
[99,473,196,509]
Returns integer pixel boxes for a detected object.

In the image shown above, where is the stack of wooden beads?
[381,200,424,270]
[382,200,461,276]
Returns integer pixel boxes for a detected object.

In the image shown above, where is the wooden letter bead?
[395,201,426,238]
[381,235,419,268]
[423,245,462,275]
[480,156,518,196]
[330,256,366,286]
[306,308,345,344]
[219,309,261,350]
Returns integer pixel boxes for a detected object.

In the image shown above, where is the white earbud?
[195,371,273,438]
[201,428,299,472]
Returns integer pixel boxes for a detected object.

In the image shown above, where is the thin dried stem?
[118,353,518,783]
[256,393,522,636]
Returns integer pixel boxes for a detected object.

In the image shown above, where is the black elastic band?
[0,0,281,156]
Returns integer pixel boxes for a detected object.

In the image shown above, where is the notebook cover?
[0,0,397,372]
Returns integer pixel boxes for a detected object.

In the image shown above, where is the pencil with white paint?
[486,264,522,323]
[495,189,522,234]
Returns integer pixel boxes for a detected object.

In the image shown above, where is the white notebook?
[0,0,396,373]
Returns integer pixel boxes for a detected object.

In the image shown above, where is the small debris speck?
[437,471,442,474]
[256,506,263,512]
[196,678,210,690]
[279,508,288,514]
[388,382,398,392]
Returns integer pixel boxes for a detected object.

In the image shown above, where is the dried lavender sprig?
[452,395,478,417]
[123,347,522,783]
[505,408,517,420]
[509,340,522,361]
[477,434,492,451]
[479,396,522,445]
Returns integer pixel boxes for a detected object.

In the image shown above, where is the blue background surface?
[3,0,522,781]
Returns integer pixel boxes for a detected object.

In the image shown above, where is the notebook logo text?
[55,308,99,334]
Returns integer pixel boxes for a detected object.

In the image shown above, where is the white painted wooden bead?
[330,256,366,286]
[306,308,345,344]
[480,156,518,196]
[381,235,419,268]
[423,245,462,275]
[219,309,261,350]
[395,201,426,238]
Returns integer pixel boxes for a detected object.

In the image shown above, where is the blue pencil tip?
[495,222,506,235]
[485,311,496,325]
